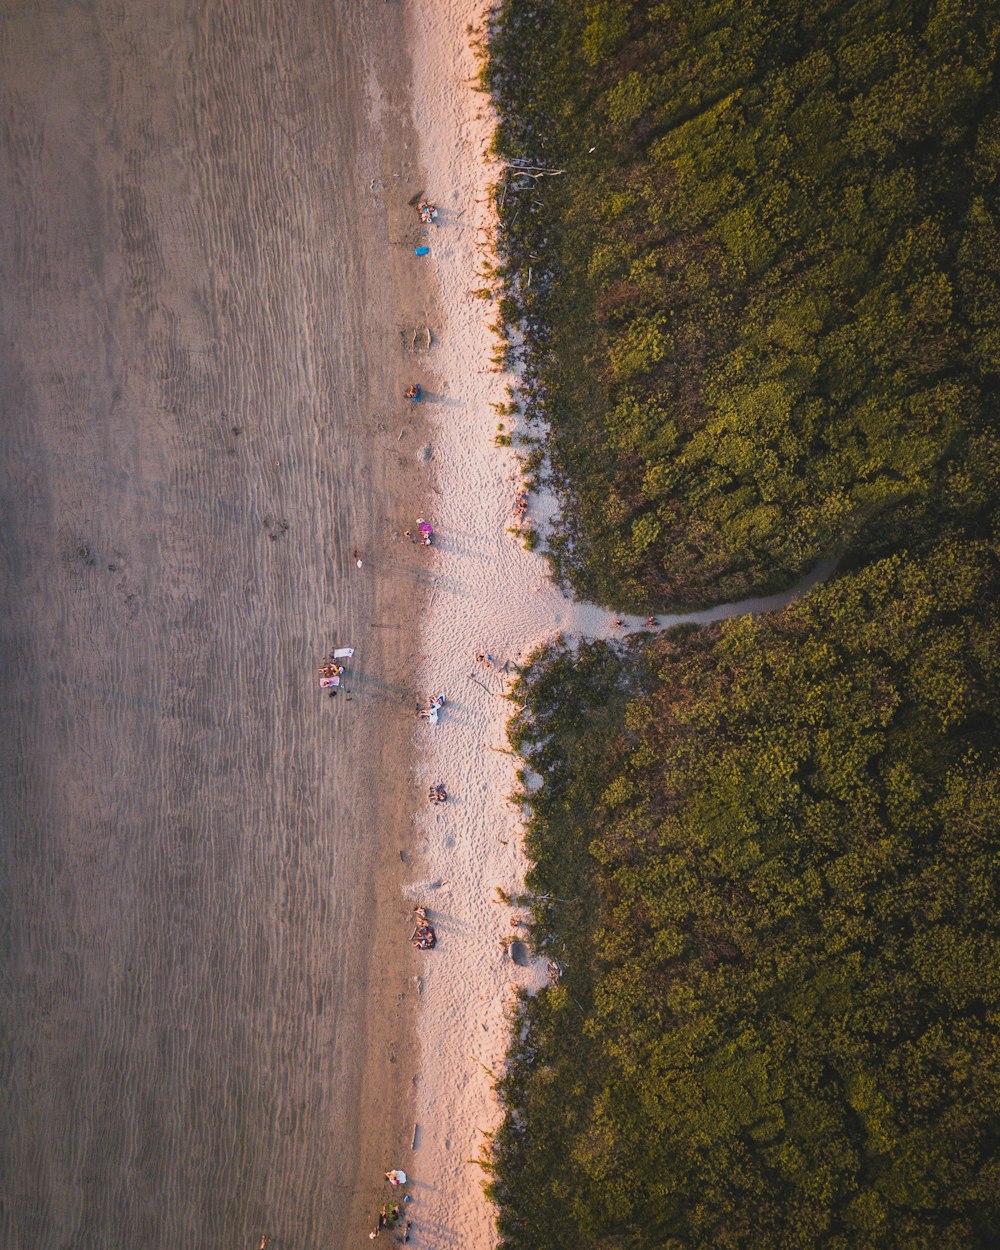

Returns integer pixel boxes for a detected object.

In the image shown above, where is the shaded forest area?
[483,1,1000,1247]
[486,0,999,609]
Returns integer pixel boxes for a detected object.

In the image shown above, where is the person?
[402,1221,412,1243]
[646,616,656,627]
[403,529,412,542]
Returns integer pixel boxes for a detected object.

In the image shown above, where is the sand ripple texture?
[0,3,412,1248]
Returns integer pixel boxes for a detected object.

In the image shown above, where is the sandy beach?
[0,2,432,1246]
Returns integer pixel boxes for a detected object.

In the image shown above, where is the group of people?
[417,200,438,224]
[318,660,345,690]
[428,783,447,803]
[369,1172,413,1241]
[411,906,436,951]
[402,518,434,546]
[404,383,422,401]
[513,485,528,521]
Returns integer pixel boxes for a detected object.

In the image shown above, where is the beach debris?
[263,515,289,541]
[414,245,430,256]
[399,325,434,353]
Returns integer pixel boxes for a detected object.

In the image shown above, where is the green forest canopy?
[483,1,1000,1247]
[494,539,998,1249]
[487,0,999,609]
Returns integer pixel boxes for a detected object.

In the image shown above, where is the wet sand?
[0,2,434,1246]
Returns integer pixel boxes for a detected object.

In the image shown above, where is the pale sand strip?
[400,5,834,1247]
[400,5,614,1248]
